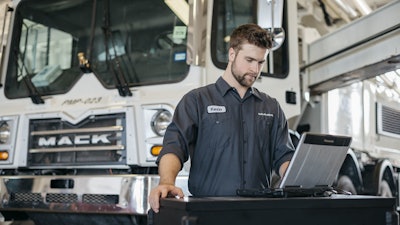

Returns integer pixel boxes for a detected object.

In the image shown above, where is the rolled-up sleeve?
[270,99,295,175]
[156,91,198,168]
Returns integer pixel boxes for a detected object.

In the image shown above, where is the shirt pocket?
[255,115,273,141]
[200,113,232,150]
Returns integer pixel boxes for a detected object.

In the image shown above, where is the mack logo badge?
[38,134,112,146]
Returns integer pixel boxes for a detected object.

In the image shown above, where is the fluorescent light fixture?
[164,0,189,26]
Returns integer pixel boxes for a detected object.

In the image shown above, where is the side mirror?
[269,27,285,51]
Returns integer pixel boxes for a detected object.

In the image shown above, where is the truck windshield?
[211,0,289,79]
[4,0,189,99]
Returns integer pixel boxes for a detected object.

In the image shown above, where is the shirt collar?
[216,77,263,100]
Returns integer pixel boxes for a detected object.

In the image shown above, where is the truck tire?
[336,175,357,194]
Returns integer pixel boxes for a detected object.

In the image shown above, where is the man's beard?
[231,59,257,88]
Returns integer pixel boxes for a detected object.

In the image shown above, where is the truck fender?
[338,149,363,194]
[372,159,396,197]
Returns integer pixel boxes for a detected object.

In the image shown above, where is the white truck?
[0,0,398,224]
[299,0,400,207]
[0,0,299,224]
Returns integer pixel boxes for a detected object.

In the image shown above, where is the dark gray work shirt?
[157,77,295,196]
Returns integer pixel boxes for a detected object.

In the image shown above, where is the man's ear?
[228,47,236,62]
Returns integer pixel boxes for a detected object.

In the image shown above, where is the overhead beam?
[303,1,400,94]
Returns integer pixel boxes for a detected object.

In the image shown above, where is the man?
[149,23,295,213]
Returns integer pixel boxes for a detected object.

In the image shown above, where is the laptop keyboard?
[236,186,335,198]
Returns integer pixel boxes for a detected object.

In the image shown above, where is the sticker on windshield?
[174,52,186,62]
[173,26,187,39]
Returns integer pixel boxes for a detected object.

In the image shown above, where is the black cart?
[149,195,398,225]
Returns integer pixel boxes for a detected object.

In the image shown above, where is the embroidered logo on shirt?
[258,112,273,117]
[207,105,226,113]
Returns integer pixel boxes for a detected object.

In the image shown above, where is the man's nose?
[250,62,261,73]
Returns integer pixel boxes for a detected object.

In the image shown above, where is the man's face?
[230,43,268,88]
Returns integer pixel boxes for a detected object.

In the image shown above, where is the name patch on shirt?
[258,112,273,117]
[207,105,226,113]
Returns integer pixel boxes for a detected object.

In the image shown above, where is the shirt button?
[243,160,247,164]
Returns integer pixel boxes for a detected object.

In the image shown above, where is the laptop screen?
[279,133,352,189]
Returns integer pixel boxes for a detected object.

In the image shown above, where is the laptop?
[237,132,352,197]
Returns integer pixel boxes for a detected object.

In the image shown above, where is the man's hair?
[229,23,272,52]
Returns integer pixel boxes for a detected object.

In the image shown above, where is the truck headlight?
[151,110,172,136]
[0,122,10,144]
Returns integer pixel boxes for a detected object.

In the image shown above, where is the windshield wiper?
[17,25,44,104]
[16,54,44,104]
[101,0,132,97]
[22,75,45,104]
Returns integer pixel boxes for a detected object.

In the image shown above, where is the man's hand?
[149,153,184,213]
[149,184,184,213]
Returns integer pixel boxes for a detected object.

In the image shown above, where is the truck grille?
[46,193,78,203]
[28,113,126,167]
[10,192,119,205]
[82,194,119,204]
[10,193,42,202]
[377,103,400,138]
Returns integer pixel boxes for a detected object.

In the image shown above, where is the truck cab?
[0,0,300,223]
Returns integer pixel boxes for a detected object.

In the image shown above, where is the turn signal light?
[0,151,9,160]
[151,146,163,156]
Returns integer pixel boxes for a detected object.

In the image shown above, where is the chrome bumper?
[0,175,189,215]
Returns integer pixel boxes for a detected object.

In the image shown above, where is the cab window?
[211,0,289,79]
[5,0,189,99]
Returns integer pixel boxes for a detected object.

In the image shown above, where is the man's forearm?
[279,161,290,178]
[158,153,182,185]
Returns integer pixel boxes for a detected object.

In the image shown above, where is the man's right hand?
[148,184,184,213]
